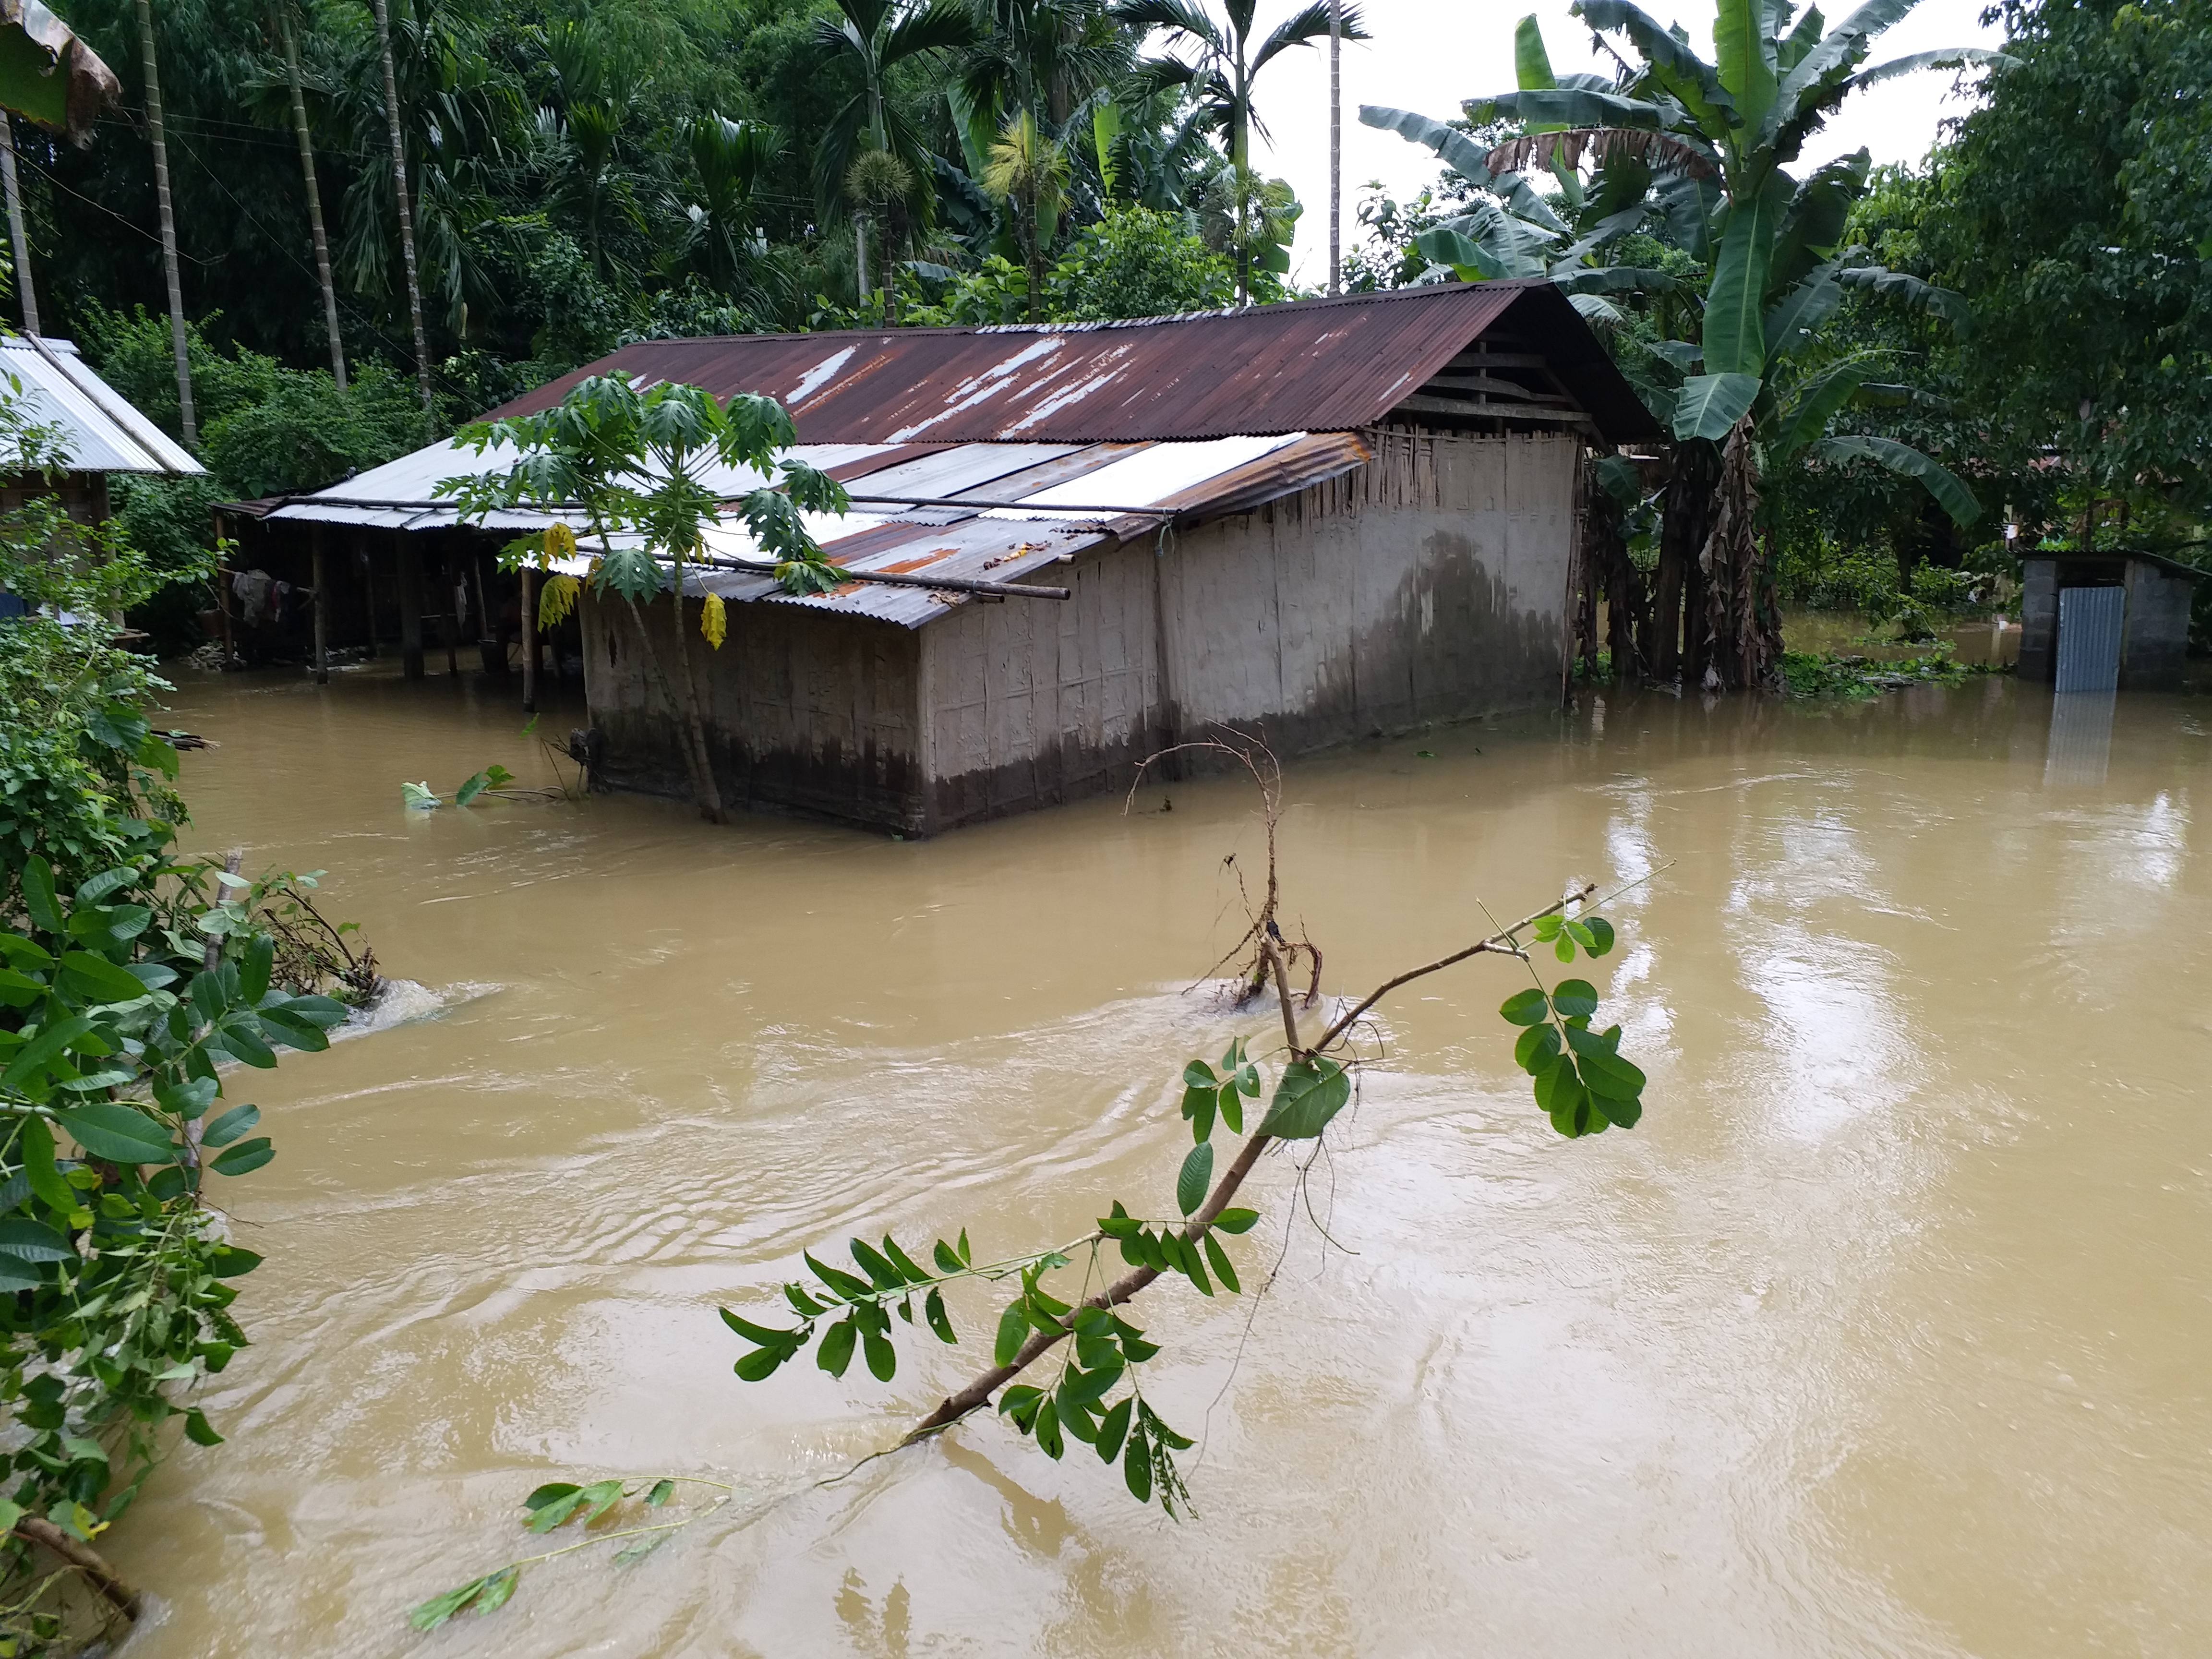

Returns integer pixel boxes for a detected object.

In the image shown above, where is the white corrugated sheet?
[0,337,201,475]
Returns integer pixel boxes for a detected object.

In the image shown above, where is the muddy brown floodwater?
[100,663,2212,1658]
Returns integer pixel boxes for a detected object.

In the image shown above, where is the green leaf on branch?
[0,1219,74,1262]
[60,950,149,1004]
[1500,988,1551,1026]
[1550,979,1600,1021]
[925,1287,957,1344]
[931,1238,963,1274]
[804,1250,873,1301]
[201,1103,261,1148]
[1176,1142,1214,1216]
[995,1300,1029,1367]
[1095,1398,1133,1463]
[182,1408,224,1446]
[1182,1085,1215,1144]
[53,1103,174,1164]
[20,856,62,933]
[1515,1023,1563,1072]
[881,1236,931,1284]
[848,1238,903,1291]
[1202,1232,1240,1294]
[817,1317,858,1378]
[1256,1057,1350,1140]
[862,1324,896,1381]
[1212,1207,1260,1235]
[210,1138,275,1176]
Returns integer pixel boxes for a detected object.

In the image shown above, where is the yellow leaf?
[538,572,581,630]
[545,522,577,560]
[700,591,727,649]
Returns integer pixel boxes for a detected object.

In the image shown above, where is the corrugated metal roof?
[0,336,201,475]
[251,429,1372,628]
[485,281,1659,446]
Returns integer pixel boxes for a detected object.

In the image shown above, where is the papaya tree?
[444,375,851,827]
[1364,0,2009,687]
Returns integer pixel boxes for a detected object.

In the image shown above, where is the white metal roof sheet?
[0,337,201,475]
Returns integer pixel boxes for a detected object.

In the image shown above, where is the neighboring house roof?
[0,336,202,476]
[243,429,1375,628]
[486,281,1663,448]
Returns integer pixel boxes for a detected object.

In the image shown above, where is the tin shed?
[261,281,1659,832]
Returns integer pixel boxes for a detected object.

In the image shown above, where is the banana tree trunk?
[0,117,36,334]
[280,6,345,390]
[133,0,194,446]
[1697,419,1773,690]
[370,0,434,423]
[1653,438,1719,681]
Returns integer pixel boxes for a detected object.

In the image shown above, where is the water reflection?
[2045,690,2118,786]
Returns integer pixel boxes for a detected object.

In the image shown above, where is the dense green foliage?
[14,0,1305,399]
[0,392,354,1650]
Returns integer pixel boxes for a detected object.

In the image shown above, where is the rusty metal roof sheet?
[485,281,1659,446]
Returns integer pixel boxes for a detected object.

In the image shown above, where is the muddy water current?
[107,664,2212,1657]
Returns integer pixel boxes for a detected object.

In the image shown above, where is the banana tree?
[444,377,852,827]
[1364,0,2009,687]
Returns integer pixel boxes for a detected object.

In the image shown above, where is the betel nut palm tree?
[1114,0,1367,302]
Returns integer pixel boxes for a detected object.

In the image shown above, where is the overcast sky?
[1238,0,2008,286]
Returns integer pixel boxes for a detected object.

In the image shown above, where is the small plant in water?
[415,738,1653,1628]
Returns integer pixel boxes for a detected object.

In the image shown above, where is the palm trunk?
[854,212,868,304]
[280,5,346,390]
[0,118,36,335]
[370,0,435,424]
[1025,187,1043,323]
[1327,0,1341,297]
[134,0,195,446]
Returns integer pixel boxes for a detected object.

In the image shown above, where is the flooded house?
[251,281,1659,833]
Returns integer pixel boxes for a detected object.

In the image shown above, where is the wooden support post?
[359,540,379,658]
[215,514,236,669]
[310,526,329,685]
[520,566,538,713]
[440,548,459,678]
[396,532,423,680]
[474,552,502,676]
